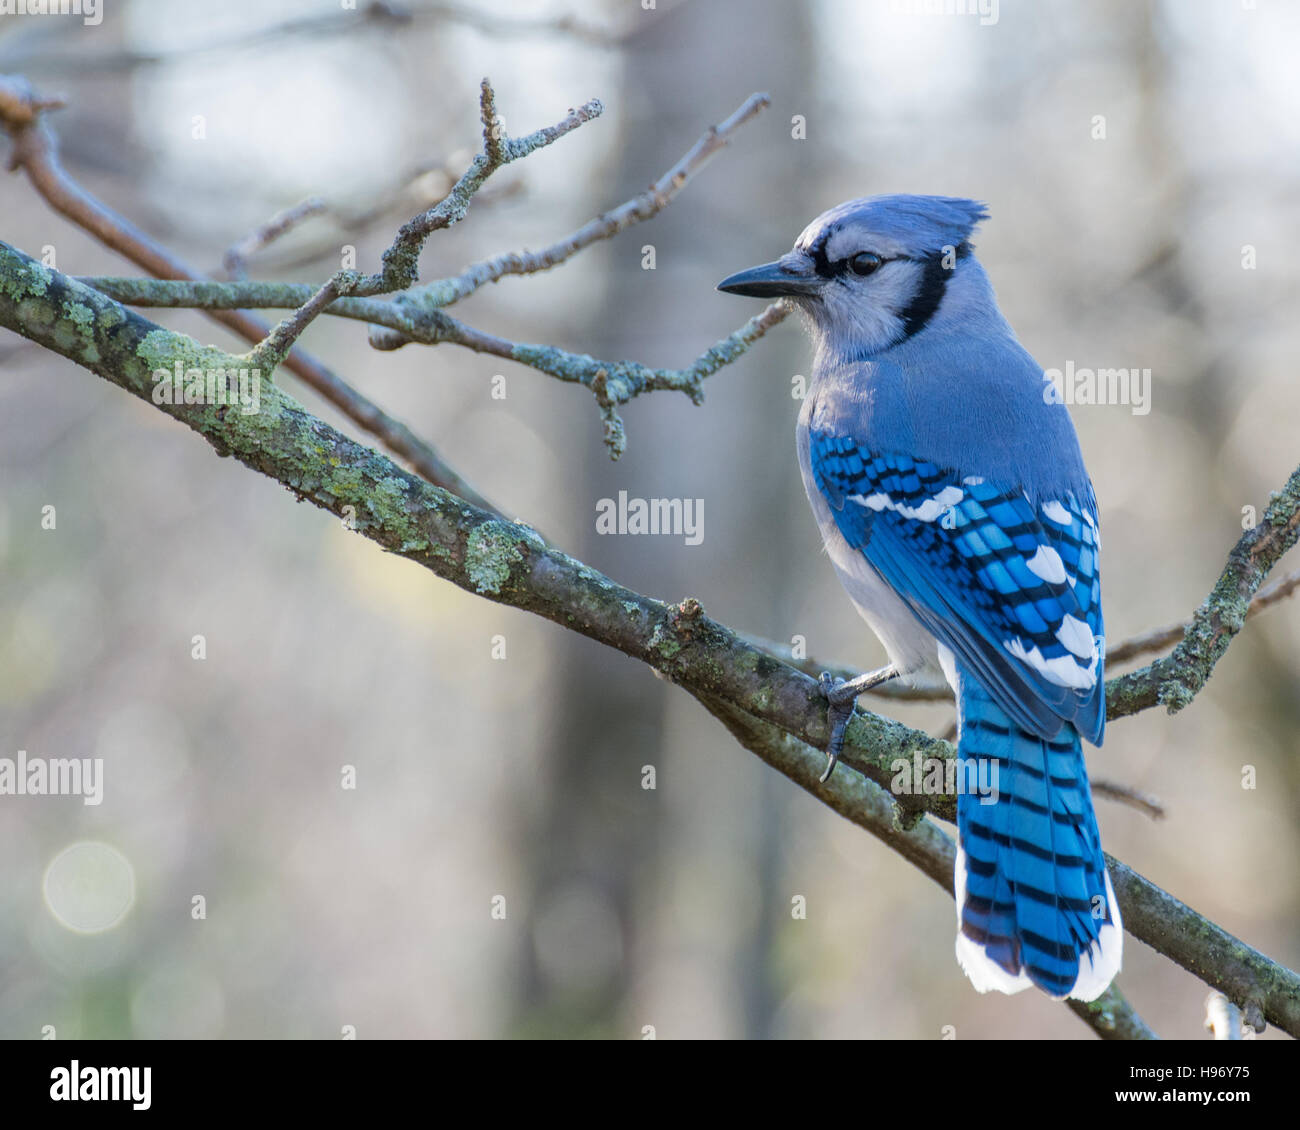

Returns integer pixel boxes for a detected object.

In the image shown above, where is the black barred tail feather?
[954,676,1121,1000]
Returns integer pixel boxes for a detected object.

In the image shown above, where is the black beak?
[716,258,821,299]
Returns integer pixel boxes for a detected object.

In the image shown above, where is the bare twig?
[247,270,362,371]
[6,55,1297,1038]
[402,92,773,311]
[0,0,645,73]
[0,75,64,121]
[366,298,791,455]
[1107,564,1300,666]
[75,276,792,457]
[1105,622,1197,669]
[0,73,493,511]
[1252,564,1300,618]
[7,248,1299,1037]
[206,90,764,308]
[1107,477,1300,719]
[363,80,603,295]
[227,161,525,279]
[1091,779,1165,821]
[758,562,1300,699]
[479,77,505,167]
[67,87,777,453]
[223,196,327,280]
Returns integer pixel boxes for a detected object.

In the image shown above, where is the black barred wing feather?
[809,435,1105,744]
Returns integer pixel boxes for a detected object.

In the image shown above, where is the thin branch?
[246,270,362,371]
[479,77,506,167]
[1252,564,1300,619]
[0,74,493,511]
[0,0,643,73]
[220,158,526,281]
[75,275,792,458]
[367,299,791,456]
[250,177,525,278]
[400,92,773,311]
[64,87,777,453]
[77,88,775,319]
[1106,478,1300,720]
[1106,622,1198,670]
[362,81,604,295]
[693,693,1157,1039]
[5,246,1297,1036]
[753,562,1300,700]
[223,196,327,280]
[1107,564,1300,666]
[1065,988,1162,1041]
[1090,779,1165,821]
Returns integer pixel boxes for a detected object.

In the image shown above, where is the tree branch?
[0,73,492,511]
[4,243,1296,1037]
[360,80,604,295]
[751,559,1300,702]
[1106,564,1300,667]
[71,275,790,458]
[700,692,1158,1039]
[71,89,784,456]
[394,91,773,312]
[222,196,327,280]
[0,0,643,73]
[246,270,363,371]
[1090,779,1165,821]
[1106,477,1300,720]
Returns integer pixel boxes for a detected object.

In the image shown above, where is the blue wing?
[809,434,1105,744]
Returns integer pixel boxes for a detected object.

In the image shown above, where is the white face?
[718,197,986,359]
[787,217,953,357]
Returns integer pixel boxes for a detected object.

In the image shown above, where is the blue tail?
[954,674,1121,1000]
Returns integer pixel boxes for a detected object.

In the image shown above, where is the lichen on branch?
[4,241,1299,1038]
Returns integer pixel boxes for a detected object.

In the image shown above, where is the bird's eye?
[847,251,883,277]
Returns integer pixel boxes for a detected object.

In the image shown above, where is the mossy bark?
[4,240,1299,1038]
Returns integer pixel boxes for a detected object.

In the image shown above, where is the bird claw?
[816,665,900,784]
[818,672,855,783]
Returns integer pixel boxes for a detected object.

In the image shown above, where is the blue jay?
[717,195,1121,1001]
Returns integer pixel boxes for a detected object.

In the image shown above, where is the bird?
[717,194,1121,1002]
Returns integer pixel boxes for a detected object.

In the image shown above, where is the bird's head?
[718,194,990,359]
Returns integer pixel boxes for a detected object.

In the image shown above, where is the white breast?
[796,387,942,681]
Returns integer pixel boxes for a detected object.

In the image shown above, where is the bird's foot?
[817,664,899,783]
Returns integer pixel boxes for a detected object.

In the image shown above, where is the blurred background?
[1,0,1298,1040]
